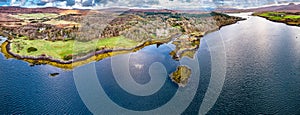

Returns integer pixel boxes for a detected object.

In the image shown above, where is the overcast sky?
[1,0,300,9]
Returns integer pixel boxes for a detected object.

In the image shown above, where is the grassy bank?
[10,36,139,61]
[254,12,300,26]
[1,40,133,69]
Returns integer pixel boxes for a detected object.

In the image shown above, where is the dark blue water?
[0,52,92,114]
[0,13,300,114]
[207,13,300,114]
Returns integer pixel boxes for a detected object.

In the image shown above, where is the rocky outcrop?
[169,66,192,87]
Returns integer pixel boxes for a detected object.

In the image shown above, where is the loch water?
[0,13,299,114]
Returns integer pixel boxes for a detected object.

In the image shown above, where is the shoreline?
[257,16,300,27]
[1,38,171,69]
[0,16,244,69]
[253,12,300,27]
[1,20,240,69]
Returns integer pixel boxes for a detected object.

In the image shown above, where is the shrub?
[63,54,73,61]
[27,47,37,53]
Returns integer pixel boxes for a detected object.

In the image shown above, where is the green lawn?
[254,12,300,26]
[257,12,300,21]
[10,36,139,60]
[284,15,300,19]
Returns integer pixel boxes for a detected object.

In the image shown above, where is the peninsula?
[0,7,244,69]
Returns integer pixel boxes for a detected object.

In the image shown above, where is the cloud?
[5,0,300,9]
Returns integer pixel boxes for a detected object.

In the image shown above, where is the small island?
[0,7,244,69]
[169,66,192,87]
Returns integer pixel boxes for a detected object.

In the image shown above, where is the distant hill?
[250,3,300,12]
[0,6,89,14]
[216,3,300,13]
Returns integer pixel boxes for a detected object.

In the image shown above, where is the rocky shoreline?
[169,65,192,87]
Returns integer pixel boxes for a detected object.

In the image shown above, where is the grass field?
[284,15,300,19]
[10,13,59,20]
[10,36,139,60]
[43,20,79,26]
[256,12,300,22]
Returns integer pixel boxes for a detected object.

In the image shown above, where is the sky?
[0,0,300,9]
